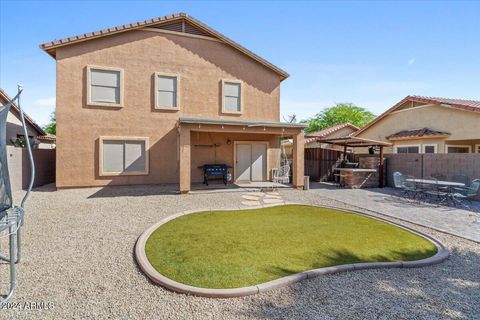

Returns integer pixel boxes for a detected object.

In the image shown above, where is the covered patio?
[316,136,393,188]
[177,117,307,193]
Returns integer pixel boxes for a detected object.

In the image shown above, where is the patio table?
[405,178,465,204]
[405,179,465,187]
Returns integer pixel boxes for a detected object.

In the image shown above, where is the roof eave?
[179,117,307,129]
[386,134,450,141]
[38,13,290,80]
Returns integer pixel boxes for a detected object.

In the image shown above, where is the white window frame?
[422,143,437,154]
[394,144,421,154]
[221,79,243,114]
[445,144,472,153]
[87,65,124,107]
[99,136,149,176]
[154,72,180,110]
[475,144,480,153]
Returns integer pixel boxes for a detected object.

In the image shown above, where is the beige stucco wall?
[55,29,283,188]
[357,104,480,153]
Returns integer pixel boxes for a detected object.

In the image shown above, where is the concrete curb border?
[135,203,449,298]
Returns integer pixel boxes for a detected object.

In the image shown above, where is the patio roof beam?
[316,136,392,147]
[179,117,307,129]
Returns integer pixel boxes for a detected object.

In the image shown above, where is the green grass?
[145,205,437,289]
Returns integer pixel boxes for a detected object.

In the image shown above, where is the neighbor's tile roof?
[39,12,289,79]
[37,134,56,142]
[407,95,480,112]
[301,123,359,144]
[386,127,450,140]
[306,123,359,138]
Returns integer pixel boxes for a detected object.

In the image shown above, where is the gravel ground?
[0,184,479,319]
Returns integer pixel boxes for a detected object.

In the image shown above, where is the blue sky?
[1,0,479,127]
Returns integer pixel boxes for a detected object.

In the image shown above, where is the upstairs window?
[155,73,179,109]
[222,80,242,114]
[87,66,123,107]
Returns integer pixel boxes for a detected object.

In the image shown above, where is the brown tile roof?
[407,95,480,112]
[37,134,56,142]
[39,12,289,80]
[354,95,480,137]
[300,123,359,145]
[0,88,46,136]
[306,123,359,138]
[386,128,450,140]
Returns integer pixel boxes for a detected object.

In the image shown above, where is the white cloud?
[408,58,416,66]
[34,97,56,107]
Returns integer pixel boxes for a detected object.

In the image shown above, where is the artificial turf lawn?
[145,205,437,288]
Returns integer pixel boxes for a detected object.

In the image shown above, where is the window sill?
[155,106,180,111]
[221,110,243,115]
[88,101,123,108]
[99,171,149,177]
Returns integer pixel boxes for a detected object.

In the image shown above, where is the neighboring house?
[40,13,306,192]
[354,96,480,154]
[304,123,359,149]
[0,88,56,149]
[283,123,358,158]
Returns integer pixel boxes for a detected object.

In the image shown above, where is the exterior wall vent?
[153,20,213,38]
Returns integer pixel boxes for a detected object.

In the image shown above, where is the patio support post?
[343,145,347,161]
[179,127,191,193]
[293,130,305,189]
[379,146,384,188]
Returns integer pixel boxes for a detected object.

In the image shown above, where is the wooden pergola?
[316,136,392,187]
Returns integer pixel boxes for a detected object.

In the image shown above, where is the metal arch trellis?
[0,85,35,304]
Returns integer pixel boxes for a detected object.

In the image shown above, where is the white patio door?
[236,144,252,181]
[235,143,266,181]
[251,144,266,181]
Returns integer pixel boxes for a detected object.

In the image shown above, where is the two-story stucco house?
[40,13,305,192]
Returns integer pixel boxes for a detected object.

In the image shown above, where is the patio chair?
[0,86,35,304]
[451,174,470,187]
[393,172,416,198]
[451,179,480,211]
[421,177,450,204]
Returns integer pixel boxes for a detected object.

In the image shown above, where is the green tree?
[44,111,56,135]
[303,103,375,133]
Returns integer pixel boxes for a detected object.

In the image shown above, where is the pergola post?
[292,131,305,189]
[179,127,191,193]
[379,146,384,188]
[343,145,347,161]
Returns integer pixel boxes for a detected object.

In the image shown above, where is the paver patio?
[305,183,480,243]
[0,184,478,319]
